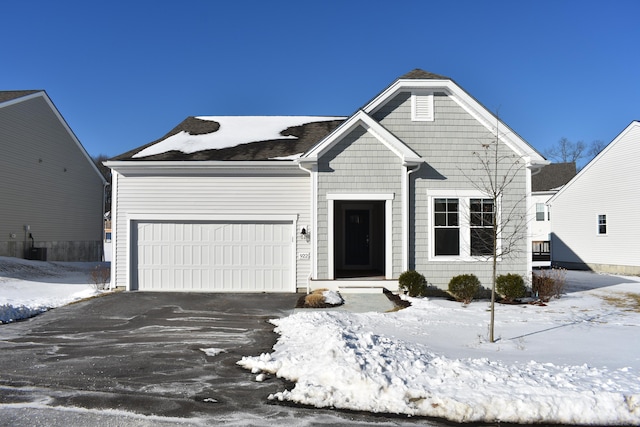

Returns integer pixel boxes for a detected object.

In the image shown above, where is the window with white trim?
[434,198,459,256]
[535,203,545,221]
[411,91,434,121]
[598,214,607,235]
[430,192,499,260]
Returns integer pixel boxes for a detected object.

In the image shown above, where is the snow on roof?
[133,116,344,158]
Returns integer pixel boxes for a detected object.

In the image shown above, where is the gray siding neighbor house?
[548,121,640,274]
[0,91,107,261]
[106,70,547,292]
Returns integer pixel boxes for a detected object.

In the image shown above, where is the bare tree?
[461,119,528,343]
[544,138,606,169]
[543,137,585,164]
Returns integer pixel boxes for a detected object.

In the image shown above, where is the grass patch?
[599,292,640,313]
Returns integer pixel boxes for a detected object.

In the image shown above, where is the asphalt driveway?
[0,292,303,425]
[0,292,450,426]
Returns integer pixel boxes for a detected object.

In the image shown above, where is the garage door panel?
[135,221,293,292]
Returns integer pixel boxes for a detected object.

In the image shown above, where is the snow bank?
[0,257,104,323]
[239,280,640,425]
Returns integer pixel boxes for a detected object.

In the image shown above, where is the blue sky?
[3,0,639,160]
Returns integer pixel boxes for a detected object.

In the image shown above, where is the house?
[548,121,640,275]
[530,162,576,267]
[0,91,107,262]
[105,70,547,292]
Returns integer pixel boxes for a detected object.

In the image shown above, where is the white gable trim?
[1,91,107,185]
[549,121,640,204]
[300,110,422,165]
[365,79,546,165]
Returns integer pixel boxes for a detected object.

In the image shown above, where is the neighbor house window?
[536,203,545,221]
[470,199,495,256]
[434,198,459,255]
[598,214,607,234]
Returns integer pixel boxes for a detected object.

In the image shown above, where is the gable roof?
[112,116,345,161]
[531,162,576,192]
[549,121,640,204]
[300,110,423,165]
[0,90,106,185]
[0,90,42,104]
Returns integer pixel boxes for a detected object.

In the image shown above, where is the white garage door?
[134,221,294,292]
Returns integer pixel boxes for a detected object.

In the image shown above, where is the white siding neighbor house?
[0,91,107,261]
[529,163,576,267]
[548,121,640,274]
[106,70,547,293]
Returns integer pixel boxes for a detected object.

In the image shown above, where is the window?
[598,214,607,234]
[434,198,459,255]
[536,203,545,221]
[470,199,495,256]
[431,192,501,260]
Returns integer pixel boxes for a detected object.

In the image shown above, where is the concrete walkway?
[294,291,397,314]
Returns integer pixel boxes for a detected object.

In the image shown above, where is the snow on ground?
[133,116,345,158]
[239,271,640,425]
[0,256,106,323]
[2,257,639,425]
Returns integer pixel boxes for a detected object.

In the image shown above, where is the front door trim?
[326,193,394,280]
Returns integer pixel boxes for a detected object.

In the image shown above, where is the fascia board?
[548,120,639,205]
[301,111,422,164]
[365,78,546,164]
[0,91,44,108]
[364,79,451,115]
[104,160,305,176]
[24,92,108,185]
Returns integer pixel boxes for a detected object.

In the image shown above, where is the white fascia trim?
[104,160,304,176]
[364,79,546,164]
[4,91,107,185]
[327,193,395,201]
[549,121,639,205]
[301,111,422,164]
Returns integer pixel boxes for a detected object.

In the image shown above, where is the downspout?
[403,162,422,273]
[101,182,110,262]
[297,160,315,295]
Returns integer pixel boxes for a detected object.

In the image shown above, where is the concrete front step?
[298,279,399,294]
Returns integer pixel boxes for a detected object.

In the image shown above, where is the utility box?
[25,247,47,261]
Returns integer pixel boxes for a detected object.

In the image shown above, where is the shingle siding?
[112,173,311,288]
[374,91,528,288]
[316,126,403,278]
[0,95,104,261]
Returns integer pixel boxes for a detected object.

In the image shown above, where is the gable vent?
[411,91,434,122]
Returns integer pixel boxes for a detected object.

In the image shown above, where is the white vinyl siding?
[0,94,104,261]
[550,122,640,272]
[112,172,310,291]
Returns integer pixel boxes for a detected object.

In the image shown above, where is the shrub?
[496,273,526,302]
[398,270,427,297]
[532,268,567,302]
[89,265,110,290]
[448,274,481,304]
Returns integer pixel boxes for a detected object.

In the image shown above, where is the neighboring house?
[530,162,576,267]
[105,69,547,292]
[0,91,107,262]
[548,121,640,275]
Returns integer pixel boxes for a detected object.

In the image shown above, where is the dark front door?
[345,209,369,266]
